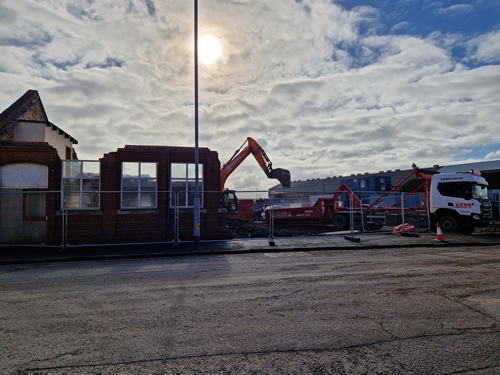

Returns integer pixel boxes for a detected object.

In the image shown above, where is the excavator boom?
[220,137,291,191]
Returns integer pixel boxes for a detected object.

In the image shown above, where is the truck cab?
[430,170,493,234]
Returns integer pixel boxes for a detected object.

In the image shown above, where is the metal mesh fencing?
[0,190,62,246]
[0,188,429,247]
[266,188,430,236]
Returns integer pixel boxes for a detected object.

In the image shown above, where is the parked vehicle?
[266,168,494,234]
[265,184,386,231]
[425,169,493,234]
[384,168,493,234]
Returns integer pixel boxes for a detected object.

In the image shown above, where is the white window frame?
[62,160,100,209]
[170,163,203,208]
[121,162,158,209]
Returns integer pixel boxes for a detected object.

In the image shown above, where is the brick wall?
[1,143,232,245]
[0,142,62,245]
[65,145,231,244]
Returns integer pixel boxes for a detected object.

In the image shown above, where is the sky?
[1,0,500,192]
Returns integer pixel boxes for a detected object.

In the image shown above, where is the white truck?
[267,168,493,235]
[338,168,494,234]
[428,169,493,234]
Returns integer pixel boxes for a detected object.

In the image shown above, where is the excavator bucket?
[271,168,291,188]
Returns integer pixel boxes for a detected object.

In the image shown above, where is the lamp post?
[193,0,201,248]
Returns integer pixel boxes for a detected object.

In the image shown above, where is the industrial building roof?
[270,162,500,192]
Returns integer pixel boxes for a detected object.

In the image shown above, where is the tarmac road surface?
[1,245,499,374]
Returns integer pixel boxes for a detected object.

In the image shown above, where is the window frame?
[170,163,204,208]
[24,189,47,221]
[61,160,101,210]
[121,162,158,209]
[380,177,387,191]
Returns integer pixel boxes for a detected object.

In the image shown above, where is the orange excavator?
[220,137,291,215]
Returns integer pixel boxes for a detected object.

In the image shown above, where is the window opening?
[62,161,100,209]
[121,162,157,208]
[171,163,203,208]
[380,178,387,191]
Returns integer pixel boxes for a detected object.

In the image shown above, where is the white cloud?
[390,21,412,33]
[467,31,500,64]
[437,4,474,15]
[1,0,500,191]
[486,150,500,160]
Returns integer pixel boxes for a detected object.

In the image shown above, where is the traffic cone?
[434,222,446,242]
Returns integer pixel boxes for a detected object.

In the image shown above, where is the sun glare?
[198,33,223,65]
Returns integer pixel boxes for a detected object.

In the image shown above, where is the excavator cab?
[221,190,238,214]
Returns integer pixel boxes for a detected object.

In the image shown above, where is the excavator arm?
[220,137,291,191]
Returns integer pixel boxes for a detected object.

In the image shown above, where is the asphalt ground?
[1,229,500,265]
[2,241,499,374]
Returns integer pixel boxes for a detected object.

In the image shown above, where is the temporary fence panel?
[266,189,430,237]
[209,189,274,241]
[0,188,430,247]
[0,190,61,245]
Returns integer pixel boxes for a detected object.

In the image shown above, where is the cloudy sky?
[1,0,500,191]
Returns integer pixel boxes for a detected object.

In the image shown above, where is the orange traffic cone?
[434,222,446,242]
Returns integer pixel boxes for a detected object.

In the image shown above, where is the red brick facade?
[63,145,230,245]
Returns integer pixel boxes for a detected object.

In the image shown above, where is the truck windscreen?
[472,184,488,199]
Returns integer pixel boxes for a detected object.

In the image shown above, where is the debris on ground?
[227,221,336,238]
[228,220,500,238]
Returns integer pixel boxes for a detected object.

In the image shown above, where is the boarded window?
[25,192,45,219]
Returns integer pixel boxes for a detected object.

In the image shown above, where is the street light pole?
[193,0,201,248]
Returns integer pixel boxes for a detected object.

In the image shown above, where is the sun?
[198,33,223,65]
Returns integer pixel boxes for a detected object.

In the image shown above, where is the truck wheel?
[404,216,420,228]
[353,215,363,231]
[438,215,459,233]
[332,214,348,230]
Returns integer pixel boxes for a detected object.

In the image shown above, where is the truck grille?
[481,200,493,221]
